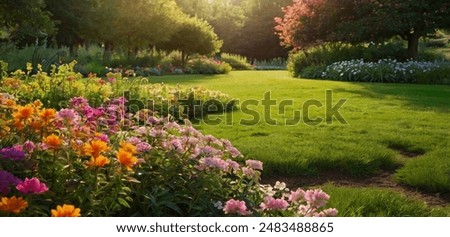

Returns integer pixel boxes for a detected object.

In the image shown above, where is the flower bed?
[300,59,450,84]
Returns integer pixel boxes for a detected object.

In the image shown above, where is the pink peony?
[202,157,229,171]
[260,196,289,211]
[223,199,250,216]
[16,177,49,194]
[288,188,306,202]
[242,167,255,178]
[245,159,263,170]
[304,189,330,208]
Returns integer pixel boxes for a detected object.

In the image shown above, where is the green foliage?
[254,57,287,70]
[0,0,56,44]
[0,43,68,72]
[221,53,253,70]
[186,57,232,74]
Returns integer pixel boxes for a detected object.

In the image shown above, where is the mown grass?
[322,185,449,217]
[148,71,449,173]
[142,70,450,216]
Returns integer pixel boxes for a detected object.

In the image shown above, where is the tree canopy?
[159,16,223,65]
[0,0,56,44]
[275,0,450,59]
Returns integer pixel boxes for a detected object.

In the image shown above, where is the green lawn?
[145,70,450,215]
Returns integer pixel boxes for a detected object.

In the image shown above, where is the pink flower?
[223,199,250,216]
[304,189,330,208]
[260,196,289,211]
[127,137,142,145]
[297,204,315,217]
[288,188,306,202]
[16,177,49,194]
[320,208,338,217]
[202,157,229,171]
[245,160,263,170]
[242,167,255,178]
[57,109,79,125]
[226,160,240,171]
[136,142,152,153]
[22,140,36,153]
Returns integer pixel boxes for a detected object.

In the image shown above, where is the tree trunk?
[406,32,420,60]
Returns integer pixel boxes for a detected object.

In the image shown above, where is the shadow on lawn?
[335,82,450,112]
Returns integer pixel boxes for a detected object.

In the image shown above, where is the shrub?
[288,41,411,77]
[254,58,287,70]
[299,59,450,84]
[0,43,68,72]
[130,83,238,121]
[0,93,337,217]
[186,57,232,74]
[221,53,253,70]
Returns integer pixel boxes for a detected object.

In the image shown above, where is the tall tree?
[0,0,56,45]
[237,0,292,60]
[44,0,96,51]
[275,0,450,59]
[91,0,184,58]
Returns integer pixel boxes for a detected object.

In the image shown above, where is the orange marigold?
[13,105,34,120]
[120,141,137,154]
[0,196,28,214]
[86,155,110,167]
[116,149,137,170]
[83,139,110,158]
[38,108,57,123]
[43,134,63,150]
[51,204,81,217]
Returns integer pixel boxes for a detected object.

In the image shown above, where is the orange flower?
[51,204,81,217]
[86,155,110,167]
[43,134,63,150]
[83,140,110,158]
[33,100,43,108]
[38,108,56,123]
[120,141,137,154]
[13,105,34,120]
[0,196,28,214]
[116,149,137,170]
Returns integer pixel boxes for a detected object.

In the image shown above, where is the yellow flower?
[120,141,137,154]
[86,155,110,167]
[43,134,63,150]
[51,204,81,217]
[83,139,110,158]
[116,149,137,170]
[0,196,28,214]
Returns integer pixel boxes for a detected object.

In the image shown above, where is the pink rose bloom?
[260,196,289,211]
[304,189,330,208]
[245,160,263,170]
[223,199,250,216]
[288,188,306,202]
[16,177,49,194]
